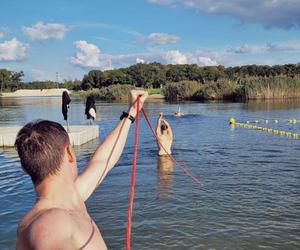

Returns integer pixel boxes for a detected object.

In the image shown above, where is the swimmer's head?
[161,124,168,131]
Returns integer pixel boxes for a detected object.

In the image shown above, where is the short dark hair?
[15,120,70,185]
[161,124,168,131]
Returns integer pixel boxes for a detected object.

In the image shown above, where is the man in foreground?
[156,112,173,156]
[15,90,148,250]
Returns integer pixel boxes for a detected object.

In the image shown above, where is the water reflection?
[1,98,300,249]
[157,155,173,199]
[245,99,300,111]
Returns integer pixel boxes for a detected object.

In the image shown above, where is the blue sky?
[0,0,299,81]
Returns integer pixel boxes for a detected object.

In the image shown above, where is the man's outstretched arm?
[76,90,148,201]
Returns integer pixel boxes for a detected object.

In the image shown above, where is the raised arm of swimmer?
[75,90,148,201]
[156,112,163,136]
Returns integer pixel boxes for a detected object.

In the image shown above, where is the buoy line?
[229,118,300,139]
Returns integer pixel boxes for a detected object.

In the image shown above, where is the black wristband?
[120,112,135,123]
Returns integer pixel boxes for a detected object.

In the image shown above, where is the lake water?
[0,97,299,250]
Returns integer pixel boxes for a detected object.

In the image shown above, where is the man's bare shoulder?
[17,208,74,250]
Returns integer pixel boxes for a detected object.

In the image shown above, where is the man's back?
[14,90,148,249]
[17,202,107,250]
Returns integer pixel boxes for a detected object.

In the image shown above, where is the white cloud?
[147,0,300,29]
[70,40,113,70]
[266,41,300,52]
[0,38,28,61]
[147,32,179,45]
[68,39,299,71]
[192,55,218,66]
[227,41,300,54]
[147,0,175,5]
[228,44,253,54]
[164,50,188,64]
[103,50,218,67]
[0,27,9,38]
[136,58,146,63]
[70,40,101,68]
[22,22,68,41]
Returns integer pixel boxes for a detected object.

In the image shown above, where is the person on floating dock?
[62,91,71,121]
[85,95,96,124]
[62,91,71,130]
[14,90,148,250]
[156,112,173,156]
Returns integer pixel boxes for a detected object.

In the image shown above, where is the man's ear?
[65,144,75,163]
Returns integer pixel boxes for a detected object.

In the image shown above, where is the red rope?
[125,101,204,249]
[125,96,140,250]
[141,107,204,187]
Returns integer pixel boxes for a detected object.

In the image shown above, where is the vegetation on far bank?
[75,84,134,101]
[1,63,300,101]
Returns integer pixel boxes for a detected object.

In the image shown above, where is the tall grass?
[163,76,300,101]
[244,76,300,99]
[146,88,162,95]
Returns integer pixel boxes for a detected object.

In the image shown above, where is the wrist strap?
[120,112,135,123]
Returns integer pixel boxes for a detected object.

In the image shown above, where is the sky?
[0,0,299,81]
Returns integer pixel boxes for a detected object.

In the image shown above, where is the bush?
[184,80,244,101]
[163,81,200,101]
[84,84,134,101]
[192,84,219,100]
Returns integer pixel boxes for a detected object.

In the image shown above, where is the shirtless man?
[15,90,148,250]
[156,112,173,156]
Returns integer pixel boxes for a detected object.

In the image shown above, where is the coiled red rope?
[125,99,203,250]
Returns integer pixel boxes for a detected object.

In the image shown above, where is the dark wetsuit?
[85,96,96,120]
[62,91,71,120]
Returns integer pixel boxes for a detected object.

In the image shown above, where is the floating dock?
[0,125,99,147]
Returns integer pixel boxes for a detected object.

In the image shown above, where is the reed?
[244,76,300,99]
[163,76,300,101]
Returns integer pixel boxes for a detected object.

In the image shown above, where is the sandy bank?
[147,94,164,99]
[1,88,70,97]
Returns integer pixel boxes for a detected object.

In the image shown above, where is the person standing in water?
[156,112,173,156]
[15,90,148,250]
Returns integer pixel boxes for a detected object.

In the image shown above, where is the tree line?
[0,68,81,92]
[1,63,300,93]
[81,63,300,90]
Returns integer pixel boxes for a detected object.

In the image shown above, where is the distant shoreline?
[0,88,165,100]
[0,88,70,97]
